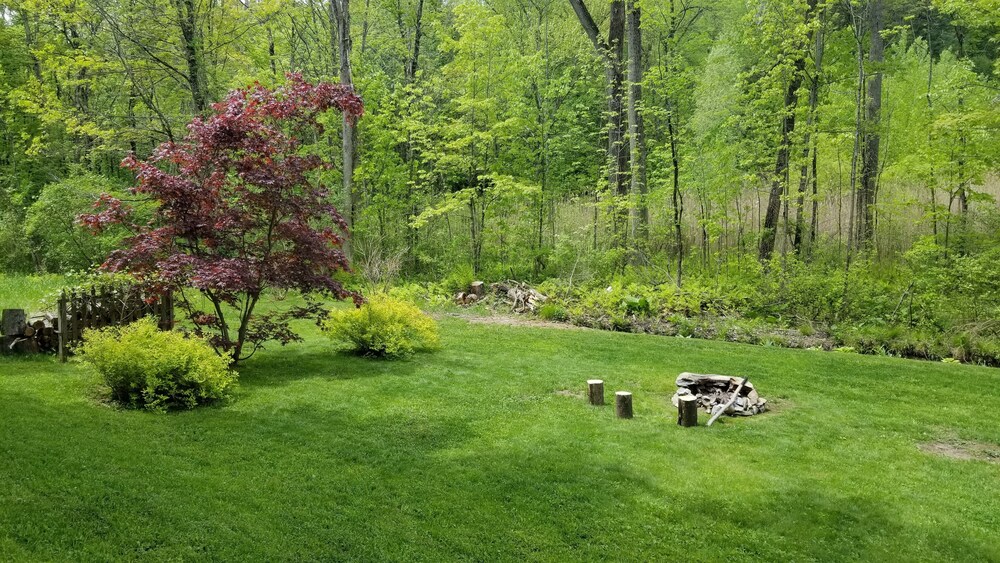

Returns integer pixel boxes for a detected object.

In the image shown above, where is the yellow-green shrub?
[322,295,440,358]
[77,318,237,410]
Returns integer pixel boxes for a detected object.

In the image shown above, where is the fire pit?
[670,372,768,421]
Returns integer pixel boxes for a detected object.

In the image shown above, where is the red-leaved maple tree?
[81,75,364,362]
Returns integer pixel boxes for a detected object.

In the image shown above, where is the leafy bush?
[538,303,568,322]
[77,318,237,411]
[26,173,133,272]
[323,295,440,358]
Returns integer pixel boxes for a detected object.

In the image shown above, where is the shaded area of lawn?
[2,318,1000,561]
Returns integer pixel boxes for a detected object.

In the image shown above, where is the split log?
[678,395,699,427]
[615,391,633,419]
[587,379,605,406]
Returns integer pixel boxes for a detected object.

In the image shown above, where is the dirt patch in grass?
[919,439,1000,464]
[554,389,584,399]
[443,313,585,331]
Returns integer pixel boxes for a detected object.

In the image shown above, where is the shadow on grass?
[2,385,997,561]
[235,344,425,388]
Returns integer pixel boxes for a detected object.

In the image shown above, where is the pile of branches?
[670,372,768,418]
[490,281,547,313]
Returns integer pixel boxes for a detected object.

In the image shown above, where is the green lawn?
[2,312,1000,560]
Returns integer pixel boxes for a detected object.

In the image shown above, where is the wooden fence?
[57,286,174,362]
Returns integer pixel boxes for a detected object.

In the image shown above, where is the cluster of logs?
[1,309,58,355]
[454,281,486,305]
[490,281,547,313]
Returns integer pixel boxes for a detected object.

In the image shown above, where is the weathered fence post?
[587,379,605,406]
[58,291,67,362]
[615,391,633,419]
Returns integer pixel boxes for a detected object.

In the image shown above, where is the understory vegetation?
[1,0,998,366]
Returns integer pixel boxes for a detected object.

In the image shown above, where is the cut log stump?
[678,395,699,427]
[587,379,605,406]
[615,391,633,419]
[470,281,485,297]
[2,309,26,336]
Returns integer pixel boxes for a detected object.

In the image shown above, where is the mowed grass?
[2,303,1000,560]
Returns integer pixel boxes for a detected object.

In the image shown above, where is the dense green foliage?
[0,0,997,354]
[323,295,440,357]
[3,303,1000,559]
[77,318,237,410]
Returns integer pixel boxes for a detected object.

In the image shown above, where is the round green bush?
[77,318,237,410]
[322,295,440,358]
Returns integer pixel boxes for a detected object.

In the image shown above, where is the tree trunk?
[857,0,883,250]
[568,0,629,245]
[173,0,208,112]
[332,0,356,259]
[405,0,424,83]
[794,0,823,254]
[626,0,648,253]
[759,57,805,262]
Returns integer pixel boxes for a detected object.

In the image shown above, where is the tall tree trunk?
[759,57,805,261]
[954,24,969,252]
[626,0,648,252]
[331,0,356,258]
[794,0,823,254]
[173,0,208,112]
[568,0,629,245]
[857,0,883,250]
[668,110,682,286]
[405,0,424,83]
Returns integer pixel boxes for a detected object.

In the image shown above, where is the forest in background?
[1,0,999,360]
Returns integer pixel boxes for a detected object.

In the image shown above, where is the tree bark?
[568,0,629,243]
[794,0,823,254]
[626,0,648,251]
[331,0,356,258]
[405,0,424,83]
[173,0,208,112]
[857,0,883,250]
[759,57,804,261]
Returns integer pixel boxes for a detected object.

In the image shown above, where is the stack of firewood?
[1,309,58,355]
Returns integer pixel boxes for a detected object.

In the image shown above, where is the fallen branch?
[706,377,748,427]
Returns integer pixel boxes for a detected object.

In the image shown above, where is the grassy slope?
[0,274,73,311]
[2,315,1000,561]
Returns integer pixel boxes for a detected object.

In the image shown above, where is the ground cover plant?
[2,280,999,561]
